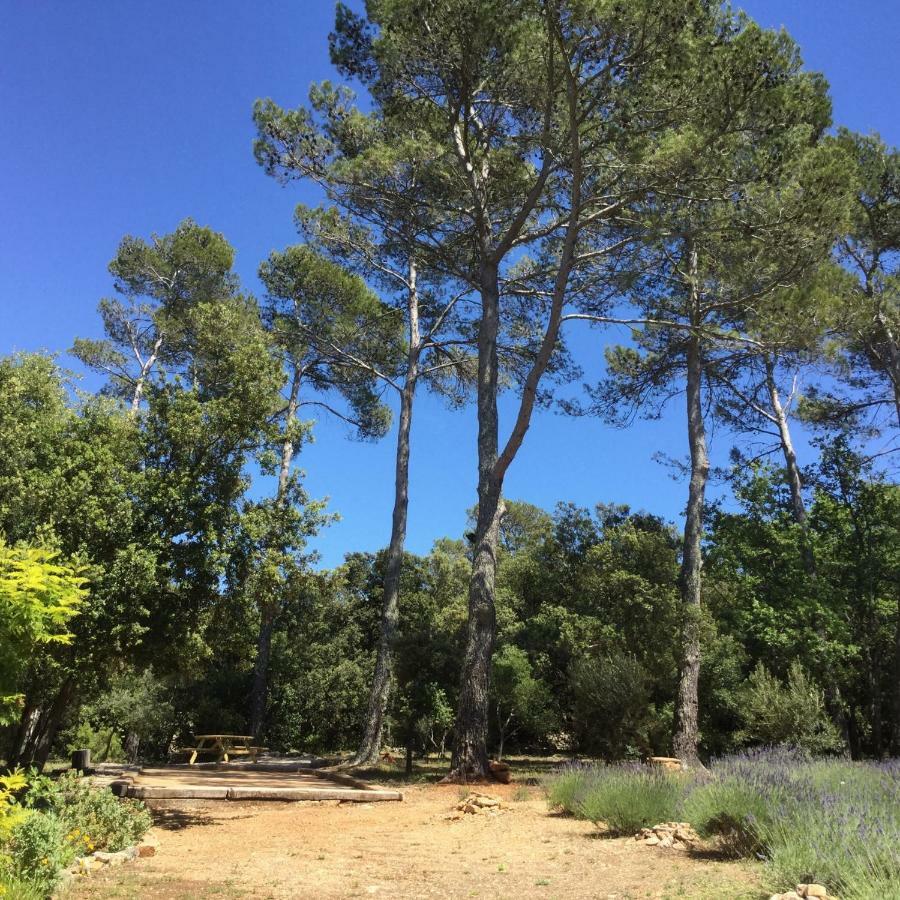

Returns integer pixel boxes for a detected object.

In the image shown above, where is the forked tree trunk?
[249,366,302,740]
[130,336,164,415]
[447,262,503,783]
[351,262,421,766]
[672,259,708,768]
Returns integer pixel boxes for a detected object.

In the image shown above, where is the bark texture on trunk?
[672,258,708,767]
[765,364,807,529]
[13,677,75,771]
[130,336,163,415]
[894,593,900,755]
[250,607,277,739]
[448,262,502,782]
[249,366,302,739]
[351,262,420,766]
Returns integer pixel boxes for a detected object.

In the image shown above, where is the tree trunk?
[447,262,503,783]
[250,605,277,739]
[766,360,849,747]
[351,261,421,766]
[7,701,40,763]
[765,363,807,531]
[130,336,163,415]
[249,366,302,739]
[15,677,75,771]
[893,593,900,755]
[672,258,708,768]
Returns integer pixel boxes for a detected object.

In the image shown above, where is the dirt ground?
[67,781,764,900]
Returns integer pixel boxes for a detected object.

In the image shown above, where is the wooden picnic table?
[188,734,265,765]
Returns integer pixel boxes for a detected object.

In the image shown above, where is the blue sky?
[2,1,898,567]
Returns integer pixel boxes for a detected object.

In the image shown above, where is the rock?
[648,757,683,772]
[73,856,101,874]
[456,793,502,814]
[636,821,699,850]
[93,848,136,866]
[800,886,829,899]
[137,843,157,858]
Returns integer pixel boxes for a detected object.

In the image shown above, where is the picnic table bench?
[186,734,267,765]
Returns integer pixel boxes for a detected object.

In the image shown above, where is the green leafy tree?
[587,31,847,762]
[801,131,900,433]
[248,245,401,738]
[0,539,85,724]
[72,219,239,413]
[490,645,553,760]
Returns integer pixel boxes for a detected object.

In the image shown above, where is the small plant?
[0,770,28,840]
[512,785,531,802]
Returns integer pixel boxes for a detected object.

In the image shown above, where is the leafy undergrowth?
[545,748,900,900]
[0,770,152,897]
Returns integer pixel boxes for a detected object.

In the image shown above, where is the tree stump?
[71,748,91,772]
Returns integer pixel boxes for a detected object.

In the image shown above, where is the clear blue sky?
[2,1,898,567]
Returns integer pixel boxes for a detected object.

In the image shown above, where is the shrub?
[681,773,773,857]
[2,812,72,895]
[547,763,680,835]
[65,719,125,763]
[26,770,151,852]
[569,652,653,759]
[1,770,153,893]
[546,763,594,814]
[0,770,28,840]
[738,662,843,755]
[577,765,681,834]
[680,749,900,900]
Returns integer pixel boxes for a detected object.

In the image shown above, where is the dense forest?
[2,0,898,781]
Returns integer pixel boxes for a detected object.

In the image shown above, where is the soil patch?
[69,782,763,899]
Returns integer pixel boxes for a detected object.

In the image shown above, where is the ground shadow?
[149,807,215,831]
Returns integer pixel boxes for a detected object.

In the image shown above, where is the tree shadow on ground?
[150,808,213,831]
[342,754,570,785]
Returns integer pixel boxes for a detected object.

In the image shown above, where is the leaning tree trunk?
[765,360,849,747]
[15,677,75,771]
[447,262,503,783]
[350,262,421,766]
[249,366,302,740]
[672,273,709,767]
[765,362,808,532]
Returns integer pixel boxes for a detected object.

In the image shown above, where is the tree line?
[1,0,898,775]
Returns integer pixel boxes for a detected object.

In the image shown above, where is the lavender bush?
[546,761,681,835]
[545,749,900,899]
